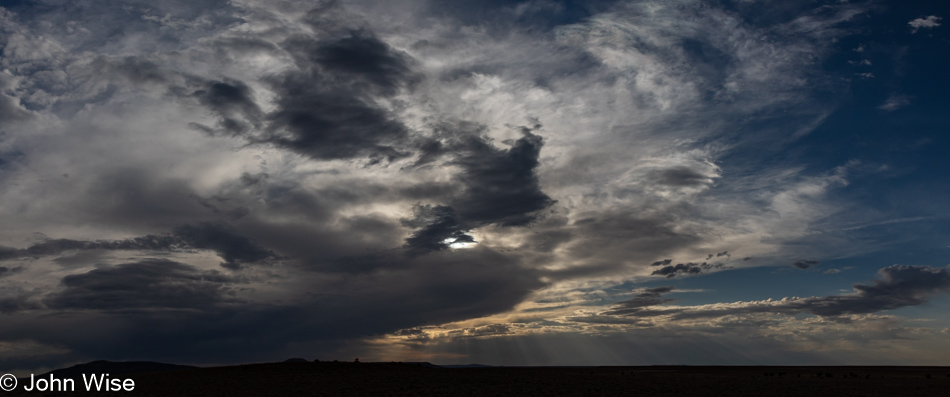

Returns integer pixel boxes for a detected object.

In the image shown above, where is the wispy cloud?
[878,94,910,111]
[596,265,950,319]
[909,15,942,33]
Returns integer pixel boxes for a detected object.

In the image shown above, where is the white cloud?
[878,94,910,111]
[909,15,942,33]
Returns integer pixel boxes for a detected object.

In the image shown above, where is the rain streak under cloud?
[1,0,949,372]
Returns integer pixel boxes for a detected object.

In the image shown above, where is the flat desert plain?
[7,362,949,396]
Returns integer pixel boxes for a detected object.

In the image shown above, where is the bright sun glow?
[443,238,477,249]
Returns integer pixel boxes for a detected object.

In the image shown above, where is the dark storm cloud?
[649,166,715,187]
[401,122,555,252]
[0,246,18,261]
[222,217,401,274]
[172,223,277,269]
[650,259,672,266]
[308,33,418,95]
[606,286,677,315]
[77,170,222,227]
[81,4,418,163]
[202,23,419,162]
[600,265,950,319]
[26,4,558,260]
[241,27,419,162]
[196,80,258,114]
[0,296,41,314]
[0,222,277,268]
[449,125,555,226]
[792,259,820,269]
[409,138,448,168]
[2,131,543,358]
[402,205,475,254]
[0,249,543,366]
[652,264,700,278]
[44,259,233,311]
[191,79,264,136]
[263,88,409,161]
[812,265,950,315]
[651,262,725,278]
[0,265,23,278]
[11,235,182,257]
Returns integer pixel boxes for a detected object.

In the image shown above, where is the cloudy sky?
[1,0,948,373]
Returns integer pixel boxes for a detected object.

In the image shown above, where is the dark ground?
[6,362,950,396]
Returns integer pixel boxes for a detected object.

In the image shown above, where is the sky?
[0,0,948,373]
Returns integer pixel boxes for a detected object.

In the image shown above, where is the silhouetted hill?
[397,362,441,368]
[42,360,198,379]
